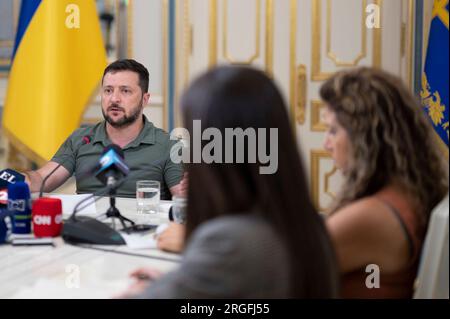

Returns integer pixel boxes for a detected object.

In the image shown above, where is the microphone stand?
[105,176,135,233]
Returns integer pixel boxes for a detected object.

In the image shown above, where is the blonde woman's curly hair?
[320,67,448,225]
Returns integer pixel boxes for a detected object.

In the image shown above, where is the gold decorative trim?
[265,0,274,76]
[296,64,307,125]
[311,149,332,212]
[326,0,367,67]
[127,0,134,58]
[311,100,327,132]
[372,0,383,67]
[223,0,261,64]
[401,22,406,57]
[312,0,383,81]
[163,0,168,130]
[209,0,218,67]
[311,0,332,81]
[324,165,338,199]
[289,0,297,129]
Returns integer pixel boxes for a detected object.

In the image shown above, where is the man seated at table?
[24,59,185,199]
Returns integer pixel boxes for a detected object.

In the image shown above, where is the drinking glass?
[136,180,160,214]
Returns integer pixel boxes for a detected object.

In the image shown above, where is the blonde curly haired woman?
[321,67,448,298]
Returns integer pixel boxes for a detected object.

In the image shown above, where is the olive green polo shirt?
[51,116,183,199]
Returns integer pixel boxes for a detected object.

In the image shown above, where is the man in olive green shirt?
[25,59,185,199]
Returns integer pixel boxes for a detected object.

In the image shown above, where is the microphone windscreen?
[7,182,32,234]
[103,144,124,159]
[0,217,7,244]
[0,209,12,244]
[7,181,30,200]
[0,189,7,207]
[0,169,25,188]
[32,197,63,237]
[95,146,130,185]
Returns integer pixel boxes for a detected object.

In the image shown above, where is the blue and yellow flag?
[2,0,107,164]
[421,0,449,157]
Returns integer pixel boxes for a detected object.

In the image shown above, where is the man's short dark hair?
[102,59,149,93]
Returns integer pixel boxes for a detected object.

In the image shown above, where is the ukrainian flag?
[421,0,449,158]
[2,0,107,164]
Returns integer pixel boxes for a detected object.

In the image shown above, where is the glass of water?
[136,180,160,214]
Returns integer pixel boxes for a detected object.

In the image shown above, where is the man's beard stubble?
[102,99,143,129]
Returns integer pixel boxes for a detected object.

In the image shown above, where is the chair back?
[414,194,449,299]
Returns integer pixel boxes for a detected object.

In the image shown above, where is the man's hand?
[157,222,186,253]
[25,162,70,193]
[178,172,188,197]
[169,172,188,198]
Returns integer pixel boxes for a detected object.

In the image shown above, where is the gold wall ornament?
[289,0,297,129]
[209,0,273,71]
[127,0,133,58]
[311,100,327,132]
[295,64,307,125]
[311,149,334,213]
[326,0,367,67]
[324,165,338,199]
[209,0,218,67]
[372,0,383,67]
[222,0,261,64]
[312,0,383,81]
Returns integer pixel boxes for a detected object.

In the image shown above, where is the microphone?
[0,169,25,207]
[0,209,12,244]
[61,181,127,245]
[38,134,92,198]
[94,144,130,186]
[32,197,63,238]
[8,182,32,235]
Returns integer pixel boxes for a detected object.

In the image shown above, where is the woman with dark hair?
[321,67,448,298]
[119,66,338,298]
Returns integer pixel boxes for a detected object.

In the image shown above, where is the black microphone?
[94,144,130,186]
[39,135,92,198]
[61,180,127,245]
[0,169,26,207]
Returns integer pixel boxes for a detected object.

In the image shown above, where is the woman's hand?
[113,267,163,298]
[157,222,186,253]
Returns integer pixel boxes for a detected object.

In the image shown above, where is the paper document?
[119,231,157,250]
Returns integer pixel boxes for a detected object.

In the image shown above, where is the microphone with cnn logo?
[32,197,63,237]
